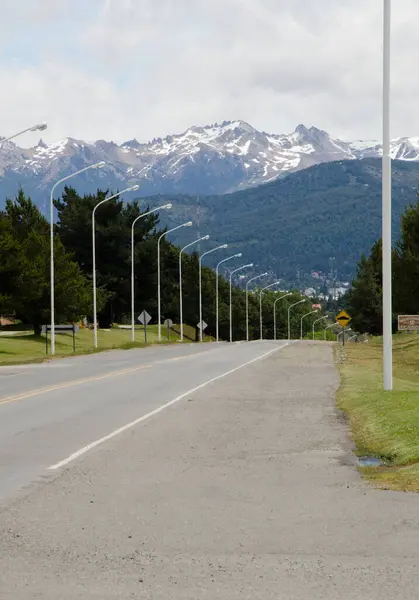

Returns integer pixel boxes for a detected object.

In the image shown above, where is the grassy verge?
[0,324,214,366]
[337,334,419,492]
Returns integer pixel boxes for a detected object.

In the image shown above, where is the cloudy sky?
[1,0,418,146]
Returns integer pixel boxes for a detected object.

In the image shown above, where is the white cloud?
[1,0,419,145]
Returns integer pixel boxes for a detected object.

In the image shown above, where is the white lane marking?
[48,342,289,470]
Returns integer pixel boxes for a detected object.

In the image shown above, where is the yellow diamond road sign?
[336,310,351,328]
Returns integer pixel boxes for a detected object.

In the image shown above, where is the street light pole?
[312,315,328,340]
[179,235,210,342]
[273,293,292,341]
[131,203,172,343]
[229,263,253,343]
[324,322,338,341]
[300,310,318,340]
[158,221,192,342]
[92,185,139,349]
[199,244,228,341]
[259,281,281,340]
[50,161,106,355]
[382,0,393,391]
[245,272,268,342]
[0,122,47,144]
[288,299,306,341]
[215,253,242,342]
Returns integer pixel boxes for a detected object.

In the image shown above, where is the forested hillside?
[155,159,419,281]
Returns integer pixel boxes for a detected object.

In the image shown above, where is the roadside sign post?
[398,315,419,332]
[42,323,79,354]
[197,320,208,341]
[138,310,152,344]
[164,318,173,342]
[336,310,351,346]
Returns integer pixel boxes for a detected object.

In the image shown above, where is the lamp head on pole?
[235,253,243,258]
[184,221,193,227]
[202,235,210,241]
[31,123,48,132]
[129,184,140,192]
[221,244,228,249]
[95,161,106,169]
[163,203,172,210]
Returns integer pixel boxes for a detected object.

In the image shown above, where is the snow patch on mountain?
[2,120,419,198]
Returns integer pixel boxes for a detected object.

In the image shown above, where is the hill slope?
[155,158,419,282]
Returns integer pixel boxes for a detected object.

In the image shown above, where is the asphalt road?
[0,341,286,503]
[1,341,419,599]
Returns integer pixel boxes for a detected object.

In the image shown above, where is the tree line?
[0,188,320,341]
[345,195,419,334]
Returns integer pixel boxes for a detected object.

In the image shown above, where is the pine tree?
[345,242,382,335]
[2,190,93,334]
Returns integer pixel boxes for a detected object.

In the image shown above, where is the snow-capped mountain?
[1,120,419,205]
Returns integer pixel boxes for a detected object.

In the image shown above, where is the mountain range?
[2,122,419,283]
[2,120,419,205]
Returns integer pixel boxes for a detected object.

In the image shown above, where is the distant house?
[0,316,14,327]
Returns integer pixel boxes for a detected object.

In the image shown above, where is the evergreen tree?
[393,200,419,315]
[1,190,93,334]
[54,187,160,326]
[345,242,382,335]
[0,210,22,314]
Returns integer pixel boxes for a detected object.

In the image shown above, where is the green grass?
[0,324,214,366]
[336,334,419,492]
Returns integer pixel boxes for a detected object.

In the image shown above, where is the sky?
[1,0,419,146]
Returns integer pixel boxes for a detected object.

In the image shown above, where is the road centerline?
[0,345,222,408]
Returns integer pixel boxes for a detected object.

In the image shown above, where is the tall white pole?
[245,273,268,342]
[179,236,210,342]
[229,277,232,343]
[215,253,242,342]
[198,244,227,341]
[50,161,106,355]
[158,221,192,342]
[273,293,292,341]
[92,211,97,347]
[131,224,135,342]
[229,263,253,343]
[300,310,317,340]
[157,239,161,341]
[199,258,202,340]
[383,0,393,391]
[312,315,328,340]
[288,299,306,341]
[259,281,280,340]
[179,252,183,340]
[92,185,139,349]
[199,244,223,342]
[216,266,219,341]
[131,204,172,343]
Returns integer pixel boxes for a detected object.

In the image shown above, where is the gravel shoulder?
[1,342,419,599]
